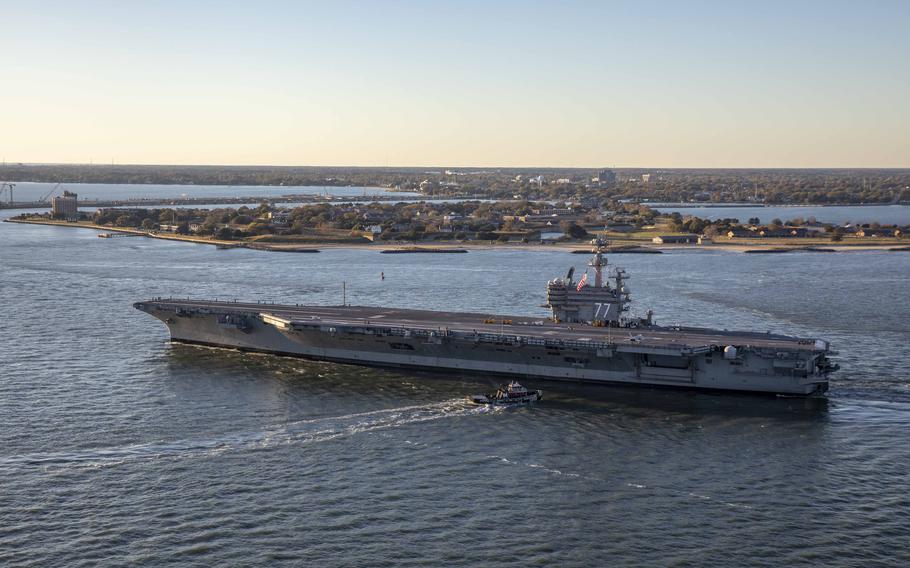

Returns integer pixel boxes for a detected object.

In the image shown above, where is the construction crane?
[0,182,15,205]
[39,183,61,203]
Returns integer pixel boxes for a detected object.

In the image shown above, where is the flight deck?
[145,298,823,354]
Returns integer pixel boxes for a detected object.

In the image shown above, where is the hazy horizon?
[2,1,908,168]
[5,162,910,172]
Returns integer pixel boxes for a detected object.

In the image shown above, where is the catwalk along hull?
[134,300,833,396]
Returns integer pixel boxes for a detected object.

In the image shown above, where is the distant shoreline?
[6,218,906,253]
[648,202,909,208]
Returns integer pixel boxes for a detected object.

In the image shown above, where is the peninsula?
[8,196,907,253]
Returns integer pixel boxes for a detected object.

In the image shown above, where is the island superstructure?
[134,240,837,395]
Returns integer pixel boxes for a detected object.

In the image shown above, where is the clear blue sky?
[1,0,908,167]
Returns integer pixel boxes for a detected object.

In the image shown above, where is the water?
[69,197,490,214]
[12,181,908,226]
[2,210,909,566]
[652,204,910,225]
[5,181,419,202]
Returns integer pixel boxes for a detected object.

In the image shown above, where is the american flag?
[576,272,588,291]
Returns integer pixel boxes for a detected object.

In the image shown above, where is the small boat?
[470,381,542,405]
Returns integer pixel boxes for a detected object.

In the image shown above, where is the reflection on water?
[7,180,417,201]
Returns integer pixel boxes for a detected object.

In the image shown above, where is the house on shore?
[726,227,812,239]
[756,228,812,238]
[726,228,754,238]
[855,227,902,238]
[266,210,291,227]
[652,234,698,244]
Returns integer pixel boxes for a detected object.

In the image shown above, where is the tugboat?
[470,381,542,405]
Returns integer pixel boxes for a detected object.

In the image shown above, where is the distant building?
[652,234,697,244]
[855,228,901,238]
[267,210,291,226]
[726,227,813,238]
[361,226,385,241]
[641,173,652,183]
[726,228,754,238]
[593,169,616,187]
[51,191,78,220]
[757,228,812,238]
[514,213,580,224]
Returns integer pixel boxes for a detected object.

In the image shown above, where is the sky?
[1,0,908,168]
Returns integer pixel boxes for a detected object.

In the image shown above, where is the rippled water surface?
[8,181,416,201]
[2,211,909,566]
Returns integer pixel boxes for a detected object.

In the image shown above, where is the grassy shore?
[6,217,906,252]
[5,218,239,247]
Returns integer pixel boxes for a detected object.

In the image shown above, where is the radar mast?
[589,237,609,288]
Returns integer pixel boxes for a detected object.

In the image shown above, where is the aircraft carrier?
[134,240,837,396]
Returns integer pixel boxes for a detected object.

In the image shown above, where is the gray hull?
[134,300,833,396]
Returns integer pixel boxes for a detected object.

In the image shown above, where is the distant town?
[9,180,908,252]
[2,163,910,206]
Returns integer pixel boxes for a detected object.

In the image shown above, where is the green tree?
[247,222,272,236]
[560,221,588,239]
